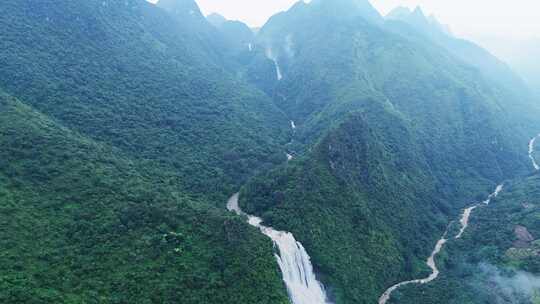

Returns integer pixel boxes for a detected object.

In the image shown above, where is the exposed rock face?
[514,225,535,248]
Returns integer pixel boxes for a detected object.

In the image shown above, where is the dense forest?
[239,1,540,303]
[0,0,539,303]
[388,173,540,304]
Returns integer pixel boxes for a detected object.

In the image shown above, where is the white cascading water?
[227,193,331,304]
[286,153,294,161]
[265,48,283,81]
[528,134,540,170]
[273,58,283,80]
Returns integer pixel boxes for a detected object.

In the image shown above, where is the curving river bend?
[379,134,540,304]
[378,185,503,304]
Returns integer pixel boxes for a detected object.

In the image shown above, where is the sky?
[151,0,540,40]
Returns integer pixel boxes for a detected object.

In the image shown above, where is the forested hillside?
[0,0,292,302]
[0,91,289,303]
[390,173,540,304]
[239,0,540,303]
[1,0,539,303]
[0,0,290,203]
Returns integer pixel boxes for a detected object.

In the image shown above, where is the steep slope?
[477,36,540,96]
[391,173,540,304]
[207,12,227,28]
[0,91,289,304]
[0,0,289,203]
[385,6,534,101]
[239,0,540,303]
[205,13,255,54]
[242,104,448,302]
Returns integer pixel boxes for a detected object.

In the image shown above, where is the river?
[378,184,503,304]
[379,133,540,303]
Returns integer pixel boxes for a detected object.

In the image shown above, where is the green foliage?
[0,93,290,304]
[2,1,540,304]
[238,1,540,303]
[0,0,292,302]
[0,0,290,204]
[387,174,540,304]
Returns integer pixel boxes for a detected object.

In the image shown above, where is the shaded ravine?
[378,185,503,304]
[227,194,332,304]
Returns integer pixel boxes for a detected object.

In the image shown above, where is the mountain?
[238,0,540,302]
[386,6,450,36]
[205,13,255,54]
[2,0,540,303]
[157,0,203,18]
[474,35,540,96]
[310,0,384,24]
[207,12,227,27]
[0,0,292,302]
[0,90,288,303]
[385,5,532,100]
[0,0,290,201]
[391,172,540,304]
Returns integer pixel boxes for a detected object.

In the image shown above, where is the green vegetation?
[239,1,540,303]
[0,91,290,304]
[1,0,539,303]
[0,0,292,302]
[388,174,540,304]
[0,0,290,204]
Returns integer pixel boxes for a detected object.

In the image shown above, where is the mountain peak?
[207,12,227,28]
[310,0,383,24]
[386,6,412,19]
[156,0,202,18]
[386,5,455,40]
[412,6,425,17]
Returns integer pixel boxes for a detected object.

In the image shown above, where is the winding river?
[227,194,332,304]
[379,133,540,303]
[378,185,502,304]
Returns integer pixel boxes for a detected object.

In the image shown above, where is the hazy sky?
[152,0,540,40]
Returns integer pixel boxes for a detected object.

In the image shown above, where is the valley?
[0,0,539,303]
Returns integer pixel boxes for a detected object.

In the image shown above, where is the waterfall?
[286,153,293,161]
[291,120,297,130]
[227,193,331,304]
[273,59,283,80]
[528,134,540,170]
[265,48,283,81]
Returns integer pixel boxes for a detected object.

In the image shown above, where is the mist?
[476,264,540,304]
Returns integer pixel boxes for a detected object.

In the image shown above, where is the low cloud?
[477,264,540,303]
